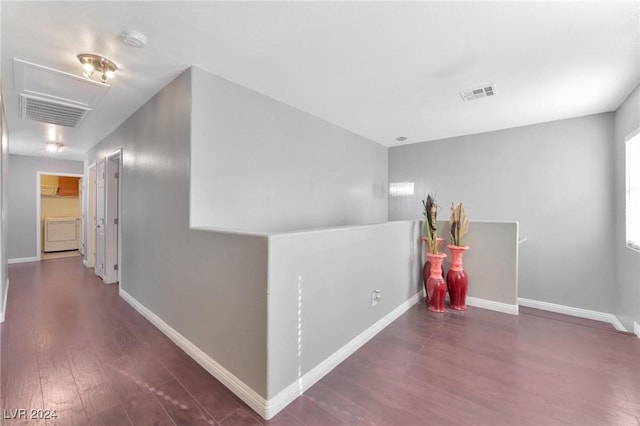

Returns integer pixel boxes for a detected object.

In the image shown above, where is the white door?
[95,160,106,279]
[104,153,120,284]
[87,165,97,268]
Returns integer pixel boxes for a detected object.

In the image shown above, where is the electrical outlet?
[371,290,381,307]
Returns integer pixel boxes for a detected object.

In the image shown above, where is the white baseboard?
[120,287,422,420]
[634,322,640,339]
[466,296,519,315]
[8,256,39,264]
[0,278,8,323]
[265,291,423,419]
[518,297,628,332]
[119,288,269,417]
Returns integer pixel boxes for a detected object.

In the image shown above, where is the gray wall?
[267,221,422,398]
[435,220,520,306]
[1,98,8,322]
[7,154,83,259]
[85,69,270,397]
[190,67,388,234]
[613,84,640,330]
[389,114,616,314]
[266,219,519,398]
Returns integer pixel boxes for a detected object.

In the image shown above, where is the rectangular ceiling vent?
[20,94,91,128]
[459,84,497,102]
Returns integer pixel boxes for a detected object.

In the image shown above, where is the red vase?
[446,245,469,311]
[422,237,444,302]
[426,252,447,313]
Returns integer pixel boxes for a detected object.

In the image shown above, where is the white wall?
[389,113,616,314]
[190,67,388,234]
[7,155,83,260]
[613,84,640,331]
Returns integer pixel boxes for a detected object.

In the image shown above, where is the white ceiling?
[2,1,639,161]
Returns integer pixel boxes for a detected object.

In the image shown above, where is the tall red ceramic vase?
[426,252,447,313]
[446,245,469,311]
[422,237,444,302]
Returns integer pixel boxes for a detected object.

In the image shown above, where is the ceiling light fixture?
[77,53,117,83]
[396,136,407,142]
[45,142,64,153]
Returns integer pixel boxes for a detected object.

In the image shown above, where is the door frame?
[35,171,84,261]
[85,163,97,268]
[78,177,84,256]
[103,149,122,284]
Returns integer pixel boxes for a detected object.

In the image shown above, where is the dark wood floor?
[2,257,640,425]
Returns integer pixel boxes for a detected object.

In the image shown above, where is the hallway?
[2,258,640,425]
[1,258,261,425]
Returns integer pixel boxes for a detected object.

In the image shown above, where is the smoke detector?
[121,31,148,48]
[459,84,496,102]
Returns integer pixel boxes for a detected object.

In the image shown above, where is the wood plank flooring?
[2,257,640,425]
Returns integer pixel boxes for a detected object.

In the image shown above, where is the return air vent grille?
[20,94,91,128]
[459,84,496,102]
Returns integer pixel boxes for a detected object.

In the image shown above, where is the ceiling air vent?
[20,94,91,128]
[459,84,497,102]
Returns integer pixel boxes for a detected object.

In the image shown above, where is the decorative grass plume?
[449,202,470,247]
[422,194,439,254]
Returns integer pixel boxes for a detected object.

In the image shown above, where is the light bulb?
[83,62,94,72]
[105,69,115,79]
[46,143,57,152]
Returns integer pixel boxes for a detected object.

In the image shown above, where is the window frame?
[625,128,640,252]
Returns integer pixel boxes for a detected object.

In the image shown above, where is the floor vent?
[459,84,496,102]
[20,94,91,128]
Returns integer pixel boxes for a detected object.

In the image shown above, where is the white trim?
[120,287,422,420]
[634,322,640,339]
[625,129,640,251]
[265,291,423,419]
[0,278,8,323]
[119,288,269,417]
[625,126,640,142]
[609,316,628,332]
[518,297,628,332]
[82,258,88,267]
[8,256,39,264]
[466,296,519,315]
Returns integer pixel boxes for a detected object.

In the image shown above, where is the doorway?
[36,171,84,261]
[94,150,121,284]
[95,160,105,278]
[86,164,96,268]
[86,149,122,284]
[104,151,121,284]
